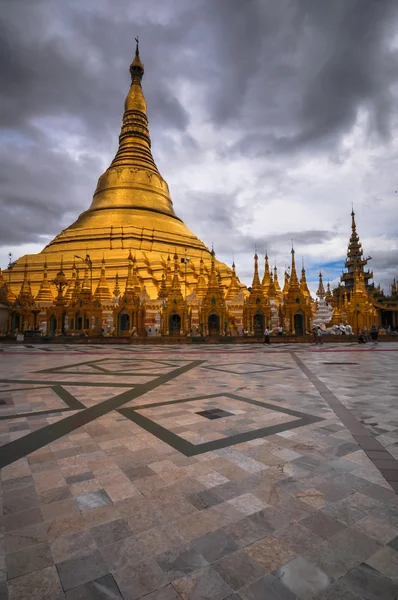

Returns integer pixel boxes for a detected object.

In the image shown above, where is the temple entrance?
[11,313,21,333]
[294,313,304,336]
[208,313,220,335]
[49,316,57,336]
[253,312,264,336]
[76,313,83,331]
[169,313,181,336]
[120,313,130,332]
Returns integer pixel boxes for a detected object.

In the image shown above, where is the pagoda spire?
[71,269,81,304]
[273,265,281,295]
[125,251,135,293]
[196,256,208,301]
[251,252,262,291]
[342,208,373,289]
[18,259,34,306]
[317,271,326,299]
[94,257,113,304]
[262,251,271,292]
[165,253,173,290]
[268,269,276,298]
[300,260,311,299]
[283,270,290,296]
[35,259,54,305]
[226,260,240,300]
[289,246,300,289]
[64,260,77,302]
[81,265,91,293]
[113,273,121,298]
[170,251,183,299]
[158,273,168,299]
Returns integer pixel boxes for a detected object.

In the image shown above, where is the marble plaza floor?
[1,343,398,599]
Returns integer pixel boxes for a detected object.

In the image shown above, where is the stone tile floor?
[0,342,398,599]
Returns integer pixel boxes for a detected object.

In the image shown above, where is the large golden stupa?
[6,41,235,298]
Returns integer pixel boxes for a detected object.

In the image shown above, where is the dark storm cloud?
[197,0,398,155]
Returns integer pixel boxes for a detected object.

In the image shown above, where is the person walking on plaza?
[311,327,317,344]
[370,324,378,343]
[264,327,270,345]
[316,326,323,345]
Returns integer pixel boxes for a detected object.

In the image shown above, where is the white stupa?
[312,272,334,328]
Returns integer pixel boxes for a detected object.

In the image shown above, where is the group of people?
[358,325,379,344]
[263,325,283,344]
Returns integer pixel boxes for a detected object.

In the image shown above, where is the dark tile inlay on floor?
[119,392,323,456]
[197,409,234,420]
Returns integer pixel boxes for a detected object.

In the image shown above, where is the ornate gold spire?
[35,259,54,305]
[169,252,184,300]
[64,260,77,302]
[113,273,121,298]
[268,270,276,298]
[165,253,173,290]
[226,261,240,300]
[251,253,262,291]
[289,247,300,289]
[131,255,141,295]
[283,270,290,296]
[249,252,266,302]
[273,265,281,295]
[81,265,91,293]
[94,257,113,304]
[17,259,34,306]
[158,273,168,299]
[317,271,325,299]
[53,258,69,304]
[262,252,271,293]
[300,260,311,299]
[203,249,225,305]
[341,208,373,289]
[125,252,135,294]
[71,269,81,304]
[87,40,176,220]
[217,269,225,298]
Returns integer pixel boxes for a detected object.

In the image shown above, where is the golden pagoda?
[262,252,271,295]
[244,253,269,335]
[300,261,311,301]
[35,260,54,306]
[5,40,237,299]
[225,261,240,300]
[200,250,227,335]
[284,247,312,335]
[93,258,113,305]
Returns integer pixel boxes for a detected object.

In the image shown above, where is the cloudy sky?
[1,0,398,295]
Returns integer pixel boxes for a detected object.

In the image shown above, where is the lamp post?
[75,254,93,297]
[183,248,190,300]
[8,253,13,286]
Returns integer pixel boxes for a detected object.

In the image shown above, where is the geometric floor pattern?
[0,342,398,599]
